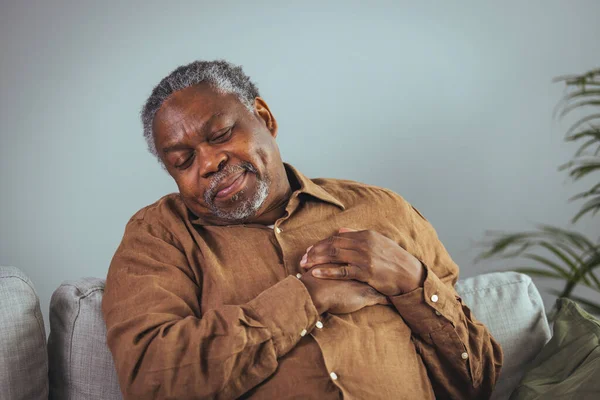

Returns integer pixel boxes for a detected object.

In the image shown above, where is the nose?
[198,145,227,179]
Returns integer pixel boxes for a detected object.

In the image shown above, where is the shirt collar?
[187,162,345,226]
[284,163,345,210]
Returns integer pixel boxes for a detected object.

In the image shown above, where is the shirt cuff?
[247,275,320,358]
[389,265,461,337]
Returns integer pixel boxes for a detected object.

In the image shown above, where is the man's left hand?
[300,228,426,296]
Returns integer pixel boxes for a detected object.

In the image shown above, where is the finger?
[302,247,366,270]
[301,236,364,268]
[312,264,366,281]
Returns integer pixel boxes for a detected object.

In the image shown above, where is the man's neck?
[242,163,301,225]
[247,186,293,225]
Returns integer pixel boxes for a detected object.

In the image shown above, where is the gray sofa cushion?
[0,266,49,400]
[48,277,122,400]
[456,272,551,400]
[48,271,550,400]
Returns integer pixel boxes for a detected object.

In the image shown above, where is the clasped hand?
[299,228,425,315]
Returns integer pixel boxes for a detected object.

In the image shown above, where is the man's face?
[152,83,288,225]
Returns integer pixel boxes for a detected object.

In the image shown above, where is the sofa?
[0,266,551,400]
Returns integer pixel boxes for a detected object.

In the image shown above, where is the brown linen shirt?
[102,163,503,400]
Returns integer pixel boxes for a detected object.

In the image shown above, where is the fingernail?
[300,254,307,265]
[312,269,322,277]
[306,245,313,252]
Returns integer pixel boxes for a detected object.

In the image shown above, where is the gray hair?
[141,60,260,160]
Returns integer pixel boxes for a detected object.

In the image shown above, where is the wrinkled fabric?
[510,298,600,400]
[102,163,502,400]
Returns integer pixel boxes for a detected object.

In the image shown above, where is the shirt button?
[435,310,441,316]
[461,352,469,360]
[330,372,338,381]
[275,227,282,234]
[431,294,439,303]
[300,329,307,337]
[296,273,302,279]
[316,321,324,329]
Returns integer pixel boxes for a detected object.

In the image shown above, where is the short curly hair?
[141,60,260,160]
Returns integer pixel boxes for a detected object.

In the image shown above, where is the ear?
[254,97,278,138]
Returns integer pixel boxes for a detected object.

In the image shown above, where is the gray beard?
[204,162,270,223]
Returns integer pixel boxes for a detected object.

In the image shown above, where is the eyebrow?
[161,112,224,154]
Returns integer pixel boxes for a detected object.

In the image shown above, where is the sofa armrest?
[48,277,122,400]
[0,266,48,400]
[456,272,551,400]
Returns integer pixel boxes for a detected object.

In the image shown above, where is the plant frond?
[522,254,572,279]
[566,127,600,142]
[572,195,600,223]
[559,158,600,180]
[536,225,596,250]
[574,138,600,157]
[569,183,600,201]
[560,100,600,117]
[535,242,595,287]
[565,114,600,137]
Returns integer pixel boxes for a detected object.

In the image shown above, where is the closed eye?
[211,126,234,143]
[175,152,195,170]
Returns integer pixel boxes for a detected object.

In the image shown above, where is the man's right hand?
[300,264,390,314]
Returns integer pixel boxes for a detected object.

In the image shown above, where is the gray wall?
[1,0,599,331]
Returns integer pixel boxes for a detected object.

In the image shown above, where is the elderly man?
[102,60,503,400]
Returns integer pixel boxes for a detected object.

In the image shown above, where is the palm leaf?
[477,226,596,262]
[559,100,600,117]
[536,242,594,287]
[572,195,600,223]
[476,232,533,261]
[573,138,599,157]
[536,225,595,250]
[554,68,600,85]
[566,127,600,142]
[588,270,600,292]
[570,182,600,201]
[522,254,572,279]
[565,114,600,137]
[559,158,600,180]
[561,89,600,102]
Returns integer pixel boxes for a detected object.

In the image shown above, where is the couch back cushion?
[456,271,551,400]
[47,271,550,400]
[0,266,49,400]
[48,277,122,400]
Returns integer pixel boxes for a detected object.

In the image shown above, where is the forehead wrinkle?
[161,111,226,150]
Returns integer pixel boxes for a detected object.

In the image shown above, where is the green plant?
[477,68,600,316]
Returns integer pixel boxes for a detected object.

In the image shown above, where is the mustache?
[204,162,257,202]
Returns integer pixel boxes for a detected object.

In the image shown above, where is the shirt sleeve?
[101,218,320,400]
[389,205,504,400]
